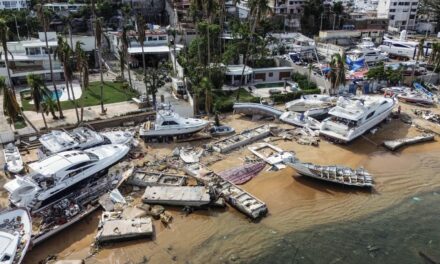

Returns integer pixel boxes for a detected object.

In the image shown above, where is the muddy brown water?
[1,110,440,264]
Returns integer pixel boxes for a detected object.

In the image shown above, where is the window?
[389,9,395,12]
[158,36,167,41]
[409,15,415,19]
[390,15,395,20]
[161,121,179,126]
[66,161,93,171]
[366,111,375,120]
[411,8,417,12]
[268,72,273,77]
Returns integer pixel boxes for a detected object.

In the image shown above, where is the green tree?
[75,41,89,123]
[145,61,167,108]
[0,76,19,126]
[36,4,64,119]
[328,53,346,95]
[95,17,106,114]
[0,19,14,92]
[428,42,440,74]
[136,14,148,103]
[27,74,49,128]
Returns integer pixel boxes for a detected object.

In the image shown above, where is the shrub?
[270,89,321,103]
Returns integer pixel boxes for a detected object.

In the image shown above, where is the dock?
[127,171,187,187]
[383,133,435,151]
[96,213,153,243]
[142,186,212,207]
[211,125,273,153]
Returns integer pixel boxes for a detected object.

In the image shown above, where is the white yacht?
[285,94,335,117]
[3,143,24,174]
[100,130,134,145]
[280,111,321,130]
[139,110,209,138]
[39,127,104,154]
[357,37,375,49]
[379,33,431,59]
[0,208,31,264]
[346,47,388,65]
[4,144,130,210]
[320,96,397,143]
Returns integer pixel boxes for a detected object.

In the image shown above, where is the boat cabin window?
[366,111,375,120]
[66,161,94,171]
[86,152,99,161]
[330,116,358,127]
[162,121,179,126]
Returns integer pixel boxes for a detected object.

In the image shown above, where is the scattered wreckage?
[383,133,435,151]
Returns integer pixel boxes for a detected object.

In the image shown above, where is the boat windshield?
[86,152,99,161]
[330,116,358,128]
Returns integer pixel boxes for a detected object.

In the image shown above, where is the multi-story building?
[377,0,419,31]
[43,3,86,13]
[0,0,28,10]
[346,12,389,30]
[273,0,304,31]
[0,32,63,87]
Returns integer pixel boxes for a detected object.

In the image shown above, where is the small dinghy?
[286,159,373,187]
[280,111,321,130]
[3,143,24,174]
[218,162,266,184]
[209,125,235,137]
[0,208,31,264]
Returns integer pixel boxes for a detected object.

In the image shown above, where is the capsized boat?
[139,110,208,138]
[3,143,24,174]
[4,144,130,210]
[0,208,31,264]
[286,159,373,187]
[209,125,235,137]
[280,111,321,130]
[320,96,396,143]
[39,127,105,154]
[217,162,266,185]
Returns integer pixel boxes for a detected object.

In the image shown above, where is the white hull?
[280,112,321,130]
[140,123,207,137]
[0,208,31,264]
[287,162,373,187]
[397,95,434,105]
[3,144,23,174]
[320,98,396,143]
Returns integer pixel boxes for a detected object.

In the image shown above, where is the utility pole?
[320,14,323,31]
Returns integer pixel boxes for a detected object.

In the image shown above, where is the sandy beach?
[1,98,440,264]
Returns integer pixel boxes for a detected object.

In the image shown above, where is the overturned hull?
[142,186,212,207]
[211,125,273,153]
[383,134,435,151]
[96,213,153,243]
[217,162,266,185]
[127,171,187,187]
[233,103,283,118]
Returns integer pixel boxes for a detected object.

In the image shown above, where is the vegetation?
[21,81,138,112]
[366,62,403,85]
[0,10,40,40]
[328,53,346,95]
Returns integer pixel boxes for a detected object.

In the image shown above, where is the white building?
[377,0,419,31]
[0,32,63,87]
[0,0,28,10]
[43,3,86,13]
[106,26,183,68]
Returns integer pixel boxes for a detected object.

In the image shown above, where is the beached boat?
[180,148,204,163]
[211,125,273,153]
[139,110,208,138]
[320,96,396,143]
[127,171,187,187]
[0,208,31,264]
[209,125,235,136]
[286,160,373,187]
[39,127,104,154]
[280,111,321,130]
[217,162,266,184]
[100,130,135,145]
[285,95,335,113]
[3,143,24,174]
[383,134,435,151]
[397,90,435,105]
[142,186,212,207]
[4,144,130,210]
[31,163,133,245]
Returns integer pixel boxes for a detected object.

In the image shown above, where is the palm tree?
[75,41,89,123]
[0,76,19,127]
[27,74,48,129]
[200,77,213,115]
[329,53,346,95]
[136,14,149,103]
[0,19,14,92]
[412,38,425,81]
[95,17,106,114]
[428,42,440,74]
[237,0,271,101]
[56,37,80,123]
[36,4,64,119]
[121,26,133,89]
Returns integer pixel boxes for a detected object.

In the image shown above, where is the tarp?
[413,82,433,97]
[346,56,365,71]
